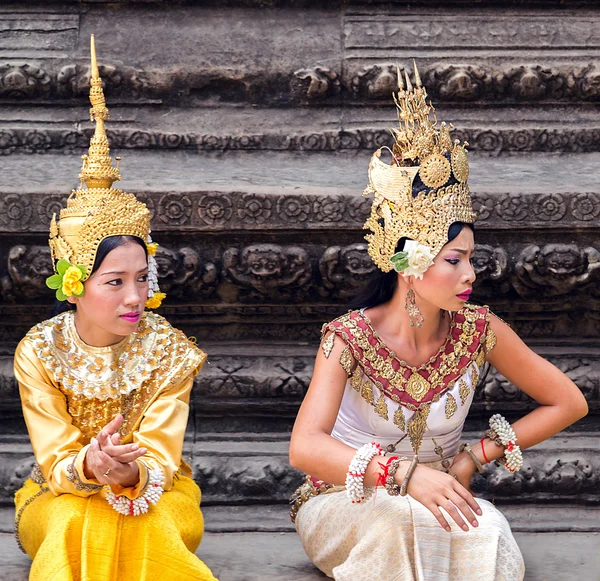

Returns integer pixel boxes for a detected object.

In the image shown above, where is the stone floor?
[1,505,598,581]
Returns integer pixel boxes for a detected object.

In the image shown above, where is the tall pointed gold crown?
[48,35,151,279]
[363,62,475,272]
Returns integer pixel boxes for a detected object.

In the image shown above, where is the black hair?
[52,235,147,316]
[348,222,473,311]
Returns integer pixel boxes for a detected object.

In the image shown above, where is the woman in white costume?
[289,65,588,581]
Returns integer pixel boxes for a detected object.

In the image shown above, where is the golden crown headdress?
[363,62,475,273]
[47,36,164,308]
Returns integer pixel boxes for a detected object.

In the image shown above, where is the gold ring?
[103,469,111,477]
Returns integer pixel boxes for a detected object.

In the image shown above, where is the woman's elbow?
[574,393,589,421]
[288,437,304,471]
[565,388,589,423]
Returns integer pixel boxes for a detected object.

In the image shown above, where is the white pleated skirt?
[295,489,525,581]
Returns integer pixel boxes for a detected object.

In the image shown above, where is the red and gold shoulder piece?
[320,311,365,373]
[328,305,490,411]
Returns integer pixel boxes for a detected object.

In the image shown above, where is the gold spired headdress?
[363,62,475,273]
[47,36,164,307]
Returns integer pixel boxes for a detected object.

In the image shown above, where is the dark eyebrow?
[448,248,474,255]
[99,268,149,276]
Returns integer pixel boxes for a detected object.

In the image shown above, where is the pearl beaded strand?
[345,442,384,504]
[489,414,524,473]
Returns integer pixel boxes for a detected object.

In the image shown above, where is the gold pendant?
[339,346,354,375]
[362,381,375,406]
[471,365,479,388]
[393,407,406,431]
[476,348,485,367]
[375,394,389,420]
[350,366,362,392]
[321,332,334,358]
[459,379,470,404]
[407,404,431,454]
[405,372,431,402]
[485,329,497,355]
[445,393,458,419]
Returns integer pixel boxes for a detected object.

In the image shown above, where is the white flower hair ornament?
[389,240,435,279]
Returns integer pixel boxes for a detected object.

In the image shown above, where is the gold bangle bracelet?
[459,442,484,474]
[400,455,419,496]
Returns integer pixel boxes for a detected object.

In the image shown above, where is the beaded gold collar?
[25,311,204,400]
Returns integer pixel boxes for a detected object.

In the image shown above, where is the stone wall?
[0,1,598,511]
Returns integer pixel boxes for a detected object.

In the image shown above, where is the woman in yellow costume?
[289,65,588,581]
[14,37,218,581]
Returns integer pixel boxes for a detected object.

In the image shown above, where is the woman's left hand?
[449,451,477,493]
[85,414,146,487]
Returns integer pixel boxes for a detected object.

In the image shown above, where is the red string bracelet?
[480,438,491,464]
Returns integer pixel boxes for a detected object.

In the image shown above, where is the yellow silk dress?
[13,311,218,581]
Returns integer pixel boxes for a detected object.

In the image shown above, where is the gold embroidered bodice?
[322,304,497,454]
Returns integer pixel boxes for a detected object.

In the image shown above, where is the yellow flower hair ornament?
[145,292,166,309]
[46,259,87,301]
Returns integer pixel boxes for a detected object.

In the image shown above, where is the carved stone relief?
[2,192,599,232]
[2,59,600,106]
[513,244,600,297]
[319,243,377,299]
[343,14,600,50]
[1,245,53,302]
[222,244,312,301]
[470,245,511,299]
[154,246,218,299]
[349,62,600,104]
[3,241,600,307]
[292,67,340,100]
[1,125,599,155]
[0,63,51,98]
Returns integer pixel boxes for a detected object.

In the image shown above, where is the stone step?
[1,150,599,204]
[1,434,598,506]
[3,503,600,535]
[1,504,599,581]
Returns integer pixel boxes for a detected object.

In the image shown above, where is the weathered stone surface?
[0,2,599,559]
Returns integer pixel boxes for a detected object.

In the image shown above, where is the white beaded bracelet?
[105,469,164,516]
[488,414,523,473]
[345,442,384,504]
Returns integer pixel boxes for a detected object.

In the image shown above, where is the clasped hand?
[84,414,147,487]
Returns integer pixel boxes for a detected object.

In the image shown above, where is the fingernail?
[445,525,451,532]
[462,525,469,531]
[477,509,482,515]
[472,521,478,527]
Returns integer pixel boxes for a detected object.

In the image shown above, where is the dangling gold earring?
[405,288,424,328]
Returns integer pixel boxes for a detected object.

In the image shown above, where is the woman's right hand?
[397,462,482,532]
